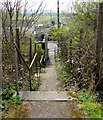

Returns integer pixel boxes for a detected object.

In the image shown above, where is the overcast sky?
[44,0,75,11]
[16,0,76,12]
[27,0,85,12]
[27,0,100,12]
[1,0,99,12]
[27,0,99,12]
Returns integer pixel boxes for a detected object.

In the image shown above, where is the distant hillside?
[42,11,57,16]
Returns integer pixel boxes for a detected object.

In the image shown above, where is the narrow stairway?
[19,41,83,118]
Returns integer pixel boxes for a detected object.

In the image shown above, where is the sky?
[26,0,99,12]
[43,0,75,12]
[28,0,81,12]
[0,0,72,12]
[0,0,100,12]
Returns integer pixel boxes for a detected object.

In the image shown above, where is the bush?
[77,89,102,118]
[10,96,22,105]
[2,81,16,100]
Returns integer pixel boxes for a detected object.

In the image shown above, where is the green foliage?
[55,2,103,118]
[49,27,58,37]
[2,81,22,114]
[31,80,39,91]
[23,78,39,91]
[23,80,30,91]
[10,96,22,105]
[83,102,101,118]
[72,1,98,28]
[77,89,102,118]
[56,61,70,90]
[53,1,99,91]
[1,96,22,111]
[56,60,102,118]
[1,100,11,111]
[2,81,16,100]
[77,89,94,102]
[20,38,36,54]
[49,26,67,41]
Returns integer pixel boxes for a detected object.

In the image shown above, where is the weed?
[10,96,22,105]
[56,61,102,118]
[77,89,102,118]
[2,81,16,100]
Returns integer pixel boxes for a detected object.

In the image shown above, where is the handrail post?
[13,43,19,95]
[29,38,32,65]
[40,63,41,73]
[34,43,37,70]
[29,69,32,91]
[14,43,30,71]
[54,49,56,59]
[29,38,32,91]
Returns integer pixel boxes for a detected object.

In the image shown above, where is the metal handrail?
[14,42,38,70]
[29,53,37,69]
[40,55,44,64]
[13,42,45,91]
[13,42,38,91]
[14,42,30,71]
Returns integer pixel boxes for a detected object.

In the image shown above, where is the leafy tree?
[1,0,45,98]
[51,1,103,96]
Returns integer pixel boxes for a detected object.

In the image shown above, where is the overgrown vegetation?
[56,61,102,118]
[53,1,103,118]
[77,89,102,118]
[1,0,45,117]
[1,0,103,118]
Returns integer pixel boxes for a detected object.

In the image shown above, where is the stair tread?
[18,91,69,101]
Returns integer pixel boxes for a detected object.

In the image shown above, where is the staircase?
[19,91,68,101]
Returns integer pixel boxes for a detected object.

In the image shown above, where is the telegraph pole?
[57,0,60,28]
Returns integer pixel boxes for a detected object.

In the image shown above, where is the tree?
[1,0,45,61]
[1,0,45,85]
[1,0,45,42]
[50,1,99,91]
[0,10,2,89]
[95,2,103,94]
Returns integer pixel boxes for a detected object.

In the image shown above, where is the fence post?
[13,43,19,95]
[29,37,32,91]
[54,49,56,60]
[34,43,37,70]
[29,69,32,91]
[29,37,32,65]
[34,43,36,54]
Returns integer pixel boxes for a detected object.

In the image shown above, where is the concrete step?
[18,91,69,101]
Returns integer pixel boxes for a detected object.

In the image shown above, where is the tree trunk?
[0,16,2,89]
[16,28,21,66]
[69,38,72,71]
[95,3,103,92]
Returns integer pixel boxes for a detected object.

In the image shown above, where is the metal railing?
[13,42,45,95]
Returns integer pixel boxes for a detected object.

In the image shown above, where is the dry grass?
[7,103,30,118]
